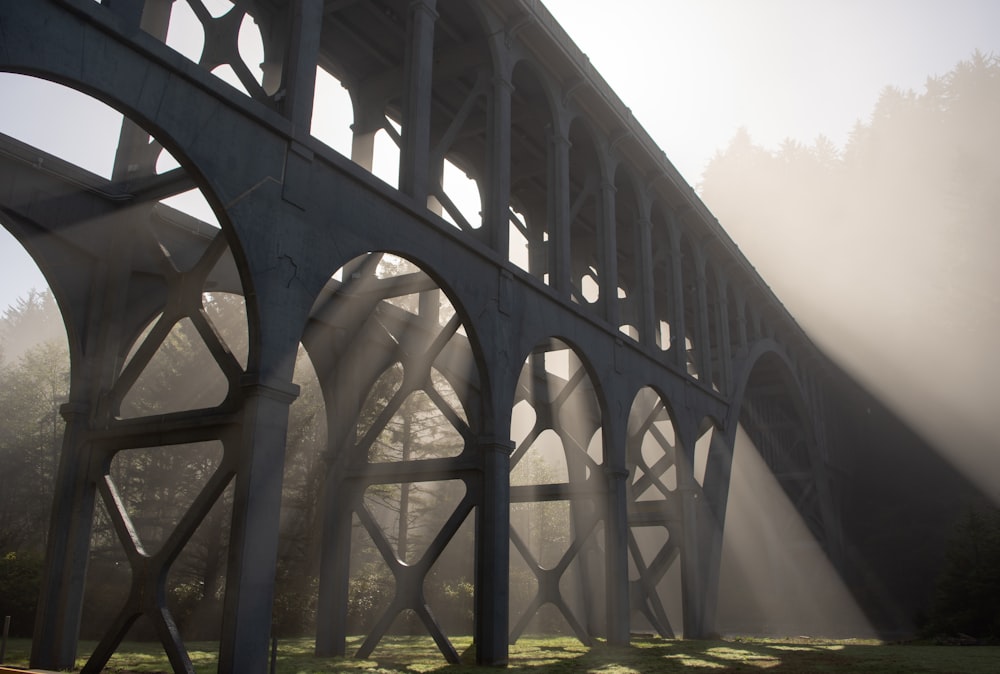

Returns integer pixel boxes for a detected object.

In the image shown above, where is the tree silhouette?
[699,51,1000,636]
[925,507,1000,639]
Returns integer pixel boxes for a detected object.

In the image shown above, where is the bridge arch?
[566,117,606,308]
[0,71,249,370]
[612,164,644,341]
[509,335,608,644]
[676,230,704,380]
[0,26,328,397]
[0,67,274,671]
[649,201,679,354]
[730,339,810,429]
[624,385,685,636]
[508,59,559,282]
[727,339,839,566]
[303,250,486,662]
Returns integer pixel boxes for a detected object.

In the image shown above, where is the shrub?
[925,507,1000,639]
[0,550,42,637]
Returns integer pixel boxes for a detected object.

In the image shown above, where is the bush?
[925,507,1000,639]
[0,550,42,637]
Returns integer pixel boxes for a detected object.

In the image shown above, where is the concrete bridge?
[0,1,844,671]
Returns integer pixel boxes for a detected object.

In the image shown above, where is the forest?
[1,52,999,642]
[698,50,1000,639]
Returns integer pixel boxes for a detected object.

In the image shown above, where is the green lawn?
[2,635,998,673]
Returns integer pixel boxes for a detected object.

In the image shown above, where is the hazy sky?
[1,0,997,308]
[541,0,999,183]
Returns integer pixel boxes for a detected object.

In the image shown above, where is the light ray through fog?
[717,426,875,638]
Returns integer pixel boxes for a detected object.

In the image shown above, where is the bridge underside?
[0,1,843,671]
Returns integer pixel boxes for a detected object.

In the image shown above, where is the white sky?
[542,0,1000,184]
[2,0,998,310]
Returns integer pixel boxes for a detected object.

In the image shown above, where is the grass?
[2,635,999,673]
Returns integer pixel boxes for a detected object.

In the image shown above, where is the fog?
[716,427,874,637]
[699,58,1000,504]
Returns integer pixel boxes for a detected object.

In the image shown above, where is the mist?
[700,53,1000,503]
[716,427,874,637]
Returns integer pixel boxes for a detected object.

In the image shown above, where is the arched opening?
[679,233,702,380]
[311,66,355,159]
[0,74,75,574]
[307,252,481,662]
[425,0,493,233]
[613,167,642,341]
[625,387,684,637]
[510,338,604,644]
[716,352,870,637]
[704,261,724,392]
[508,61,556,281]
[649,202,675,353]
[567,120,603,308]
[0,71,253,669]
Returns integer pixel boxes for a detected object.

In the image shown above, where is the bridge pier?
[476,437,514,665]
[218,376,300,673]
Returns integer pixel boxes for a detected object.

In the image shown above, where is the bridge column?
[218,374,300,673]
[314,479,353,657]
[30,403,96,670]
[550,129,572,299]
[692,245,713,383]
[694,427,735,639]
[599,180,619,327]
[277,0,324,133]
[675,420,705,638]
[637,216,657,350]
[750,304,763,342]
[485,71,514,256]
[99,0,145,31]
[667,213,687,371]
[399,0,437,201]
[733,288,749,358]
[349,99,384,171]
[475,436,514,665]
[714,269,733,394]
[474,292,517,665]
[110,0,172,181]
[603,405,631,646]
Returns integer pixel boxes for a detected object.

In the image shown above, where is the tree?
[0,289,64,367]
[698,51,1000,636]
[925,507,1000,639]
[0,551,42,637]
[0,338,67,552]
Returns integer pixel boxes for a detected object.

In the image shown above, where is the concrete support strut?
[476,437,514,665]
[218,377,300,673]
